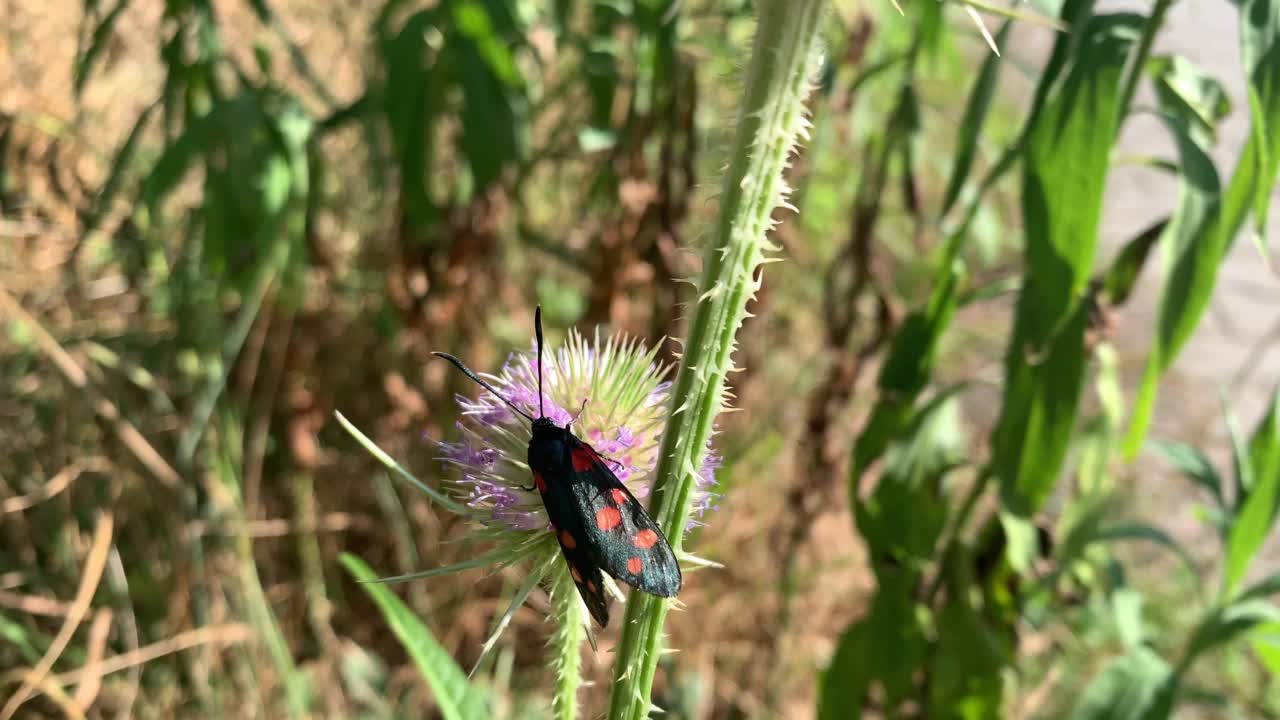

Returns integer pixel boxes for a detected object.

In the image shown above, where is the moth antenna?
[432,352,535,423]
[535,305,545,420]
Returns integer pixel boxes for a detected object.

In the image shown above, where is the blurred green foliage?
[1,0,1278,717]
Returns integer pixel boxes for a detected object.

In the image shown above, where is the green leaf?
[1239,569,1280,603]
[1000,512,1041,574]
[1123,111,1224,457]
[1150,440,1224,508]
[912,0,945,61]
[852,262,964,480]
[1019,14,1137,333]
[1054,493,1113,568]
[1091,523,1201,584]
[140,105,220,213]
[994,300,1091,516]
[993,14,1138,515]
[1248,383,1280,502]
[74,0,132,96]
[1112,588,1146,651]
[827,573,930,710]
[1236,0,1280,240]
[818,620,873,718]
[856,392,963,566]
[1069,647,1176,720]
[341,554,490,720]
[1224,386,1280,594]
[1100,219,1167,307]
[1128,0,1280,453]
[334,411,469,516]
[451,0,526,191]
[939,20,1012,218]
[1184,600,1280,667]
[1250,622,1280,676]
[1148,55,1231,145]
[929,578,1008,718]
[380,9,441,235]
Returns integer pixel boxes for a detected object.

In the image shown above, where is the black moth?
[433,306,681,627]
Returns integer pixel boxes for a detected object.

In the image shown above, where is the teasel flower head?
[436,328,720,541]
[340,324,721,711]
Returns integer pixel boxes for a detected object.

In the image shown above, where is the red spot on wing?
[560,530,577,549]
[610,488,628,505]
[626,556,643,574]
[570,565,583,583]
[595,506,622,531]
[633,529,659,549]
[571,447,595,472]
[587,580,597,592]
[533,472,547,492]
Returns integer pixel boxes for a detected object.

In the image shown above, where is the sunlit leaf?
[1225,386,1280,594]
[1236,0,1280,241]
[1111,588,1145,650]
[940,20,1011,218]
[1123,108,1224,460]
[1148,55,1231,145]
[993,13,1138,515]
[1069,647,1175,720]
[1251,622,1280,676]
[1128,0,1280,453]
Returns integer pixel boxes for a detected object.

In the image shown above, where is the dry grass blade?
[2,457,111,514]
[0,590,76,617]
[71,609,113,710]
[0,289,181,488]
[183,511,369,539]
[0,512,113,720]
[52,624,253,688]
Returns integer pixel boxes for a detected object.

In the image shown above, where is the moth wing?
[566,440,682,597]
[535,469,612,628]
[554,527,610,627]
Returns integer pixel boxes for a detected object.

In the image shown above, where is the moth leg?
[568,397,589,425]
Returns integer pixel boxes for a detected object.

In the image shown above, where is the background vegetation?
[2,0,1279,717]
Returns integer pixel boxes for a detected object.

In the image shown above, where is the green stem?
[551,568,585,720]
[605,1,828,717]
[1116,0,1175,131]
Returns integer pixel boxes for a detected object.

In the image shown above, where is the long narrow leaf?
[1124,114,1223,457]
[1224,385,1280,594]
[334,411,469,515]
[939,20,1012,218]
[341,554,490,720]
[1125,0,1280,453]
[992,14,1137,515]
